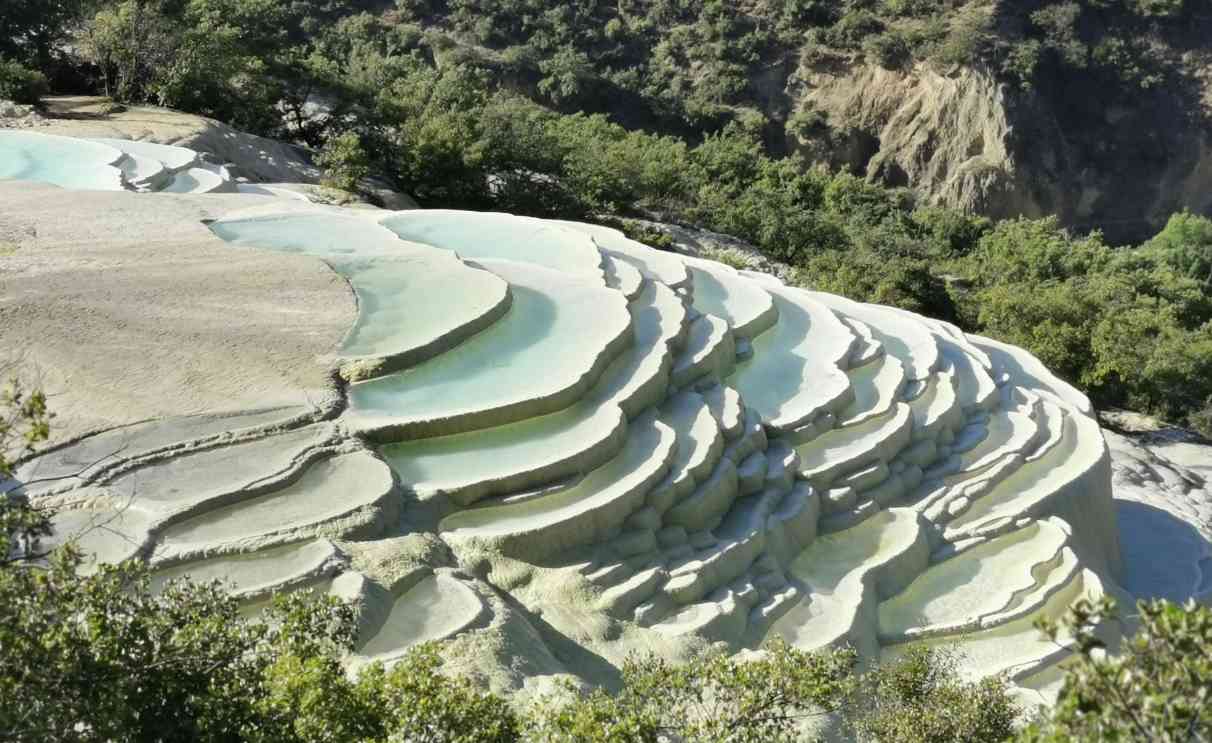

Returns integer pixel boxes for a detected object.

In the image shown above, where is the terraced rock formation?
[3,132,1128,701]
[0,129,310,198]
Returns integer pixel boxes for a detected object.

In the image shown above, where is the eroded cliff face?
[786,58,1212,243]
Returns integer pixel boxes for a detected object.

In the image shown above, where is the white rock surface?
[5,131,1185,703]
[1102,411,1212,605]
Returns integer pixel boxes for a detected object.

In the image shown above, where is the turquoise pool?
[0,131,126,190]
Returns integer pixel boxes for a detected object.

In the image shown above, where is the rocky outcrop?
[1102,410,1212,606]
[789,63,1034,216]
[786,59,1212,242]
[0,99,47,128]
[0,182,352,442]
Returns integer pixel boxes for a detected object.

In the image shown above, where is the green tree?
[75,0,181,102]
[969,281,1100,384]
[1,373,52,569]
[797,248,951,318]
[963,217,1110,286]
[537,45,594,105]
[317,131,372,193]
[0,544,519,743]
[153,0,302,135]
[1131,0,1185,19]
[0,0,77,69]
[864,30,912,70]
[1030,2,1088,69]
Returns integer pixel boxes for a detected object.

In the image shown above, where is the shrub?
[317,131,372,193]
[864,30,913,70]
[0,376,49,476]
[932,7,994,67]
[1092,36,1165,89]
[615,221,675,251]
[537,45,594,105]
[962,217,1110,285]
[1030,2,1088,69]
[910,206,991,257]
[530,639,857,742]
[785,106,828,140]
[704,245,752,270]
[0,501,513,742]
[884,0,937,18]
[826,10,885,48]
[1003,39,1043,88]
[0,58,49,105]
[796,249,954,318]
[1190,399,1212,438]
[853,645,1019,743]
[1024,597,1212,740]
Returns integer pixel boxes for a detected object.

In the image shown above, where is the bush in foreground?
[531,642,856,742]
[0,503,515,742]
[856,645,1019,742]
[1023,596,1212,741]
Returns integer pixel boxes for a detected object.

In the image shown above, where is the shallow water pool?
[0,131,126,190]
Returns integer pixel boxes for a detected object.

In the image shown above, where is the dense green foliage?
[317,131,373,193]
[10,0,1203,142]
[0,0,76,74]
[4,514,1208,741]
[531,642,856,742]
[951,215,1212,433]
[1024,596,1212,740]
[71,0,335,135]
[1,386,519,743]
[0,59,48,105]
[0,553,520,743]
[0,497,1006,743]
[856,646,1019,743]
[382,0,1206,139]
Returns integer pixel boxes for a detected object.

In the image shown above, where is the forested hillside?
[3,0,1212,434]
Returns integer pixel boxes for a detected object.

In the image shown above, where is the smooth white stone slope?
[8,135,1136,698]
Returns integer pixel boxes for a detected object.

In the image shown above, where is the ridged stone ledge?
[5,132,1127,700]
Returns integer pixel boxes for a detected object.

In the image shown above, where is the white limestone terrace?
[0,131,127,190]
[5,132,1175,703]
[0,130,310,197]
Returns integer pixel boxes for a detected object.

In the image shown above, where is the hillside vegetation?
[386,0,1204,140]
[2,0,1212,435]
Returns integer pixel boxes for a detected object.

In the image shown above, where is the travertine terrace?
[3,132,1129,701]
